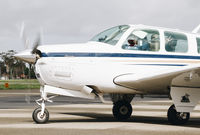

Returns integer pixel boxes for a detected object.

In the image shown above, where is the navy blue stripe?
[41,52,200,60]
[130,64,186,66]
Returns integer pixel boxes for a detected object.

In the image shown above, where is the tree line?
[0,50,35,80]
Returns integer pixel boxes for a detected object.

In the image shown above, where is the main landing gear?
[167,104,190,125]
[112,101,132,120]
[110,94,134,121]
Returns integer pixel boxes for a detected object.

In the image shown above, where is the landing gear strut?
[112,101,132,120]
[32,97,50,124]
[167,104,190,125]
[32,89,57,124]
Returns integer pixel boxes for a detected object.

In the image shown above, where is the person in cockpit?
[165,35,177,52]
[137,37,150,51]
[122,38,138,50]
[123,37,150,51]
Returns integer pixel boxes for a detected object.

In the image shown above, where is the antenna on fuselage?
[192,24,200,33]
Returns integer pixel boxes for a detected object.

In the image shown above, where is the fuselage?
[23,24,200,95]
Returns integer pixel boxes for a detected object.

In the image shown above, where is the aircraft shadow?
[48,112,200,128]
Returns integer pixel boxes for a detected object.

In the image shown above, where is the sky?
[0,0,200,52]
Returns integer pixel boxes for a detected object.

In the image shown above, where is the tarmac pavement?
[0,90,200,135]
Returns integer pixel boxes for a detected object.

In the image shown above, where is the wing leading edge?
[114,65,200,94]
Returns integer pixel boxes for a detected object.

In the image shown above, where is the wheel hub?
[120,106,128,115]
[178,112,187,119]
[37,112,46,121]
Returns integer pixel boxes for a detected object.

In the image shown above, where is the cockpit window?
[90,25,130,45]
[122,29,160,51]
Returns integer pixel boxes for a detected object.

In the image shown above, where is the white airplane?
[15,24,200,125]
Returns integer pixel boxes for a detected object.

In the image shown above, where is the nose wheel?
[167,104,190,125]
[112,101,132,120]
[32,107,49,124]
[32,93,57,124]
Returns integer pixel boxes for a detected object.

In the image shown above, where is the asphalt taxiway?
[0,90,200,135]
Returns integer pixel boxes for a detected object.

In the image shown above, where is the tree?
[0,50,15,79]
[0,50,31,79]
[0,61,6,78]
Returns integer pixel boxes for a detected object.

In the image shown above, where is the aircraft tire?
[112,100,132,120]
[32,107,49,124]
[167,104,190,125]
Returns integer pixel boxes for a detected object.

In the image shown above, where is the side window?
[196,37,200,53]
[165,31,188,53]
[122,29,160,51]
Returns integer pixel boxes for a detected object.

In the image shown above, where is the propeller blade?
[20,22,25,38]
[14,49,36,63]
[20,22,29,49]
[16,24,43,63]
[31,34,41,54]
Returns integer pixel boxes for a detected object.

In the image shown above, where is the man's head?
[128,39,138,46]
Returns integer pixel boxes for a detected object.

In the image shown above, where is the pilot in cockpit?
[122,37,138,50]
[122,30,150,51]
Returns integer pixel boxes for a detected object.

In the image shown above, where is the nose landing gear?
[32,91,57,124]
[32,107,49,124]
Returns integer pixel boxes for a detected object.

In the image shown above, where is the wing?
[114,65,200,94]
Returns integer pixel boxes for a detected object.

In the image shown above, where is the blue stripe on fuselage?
[41,52,200,60]
[130,64,186,66]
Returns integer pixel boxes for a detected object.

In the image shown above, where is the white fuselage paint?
[15,24,200,115]
[24,24,200,96]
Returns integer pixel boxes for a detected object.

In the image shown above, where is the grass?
[0,79,40,90]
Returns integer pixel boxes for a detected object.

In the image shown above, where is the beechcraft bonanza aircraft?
[15,24,200,125]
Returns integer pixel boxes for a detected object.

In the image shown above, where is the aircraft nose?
[14,49,36,63]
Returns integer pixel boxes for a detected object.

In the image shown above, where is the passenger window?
[122,29,160,51]
[165,31,188,53]
[196,38,200,53]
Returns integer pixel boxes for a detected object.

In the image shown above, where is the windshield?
[90,25,130,45]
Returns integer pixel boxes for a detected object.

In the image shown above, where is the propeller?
[15,23,42,63]
[31,34,42,58]
[15,22,43,104]
[31,35,40,54]
[20,22,29,49]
